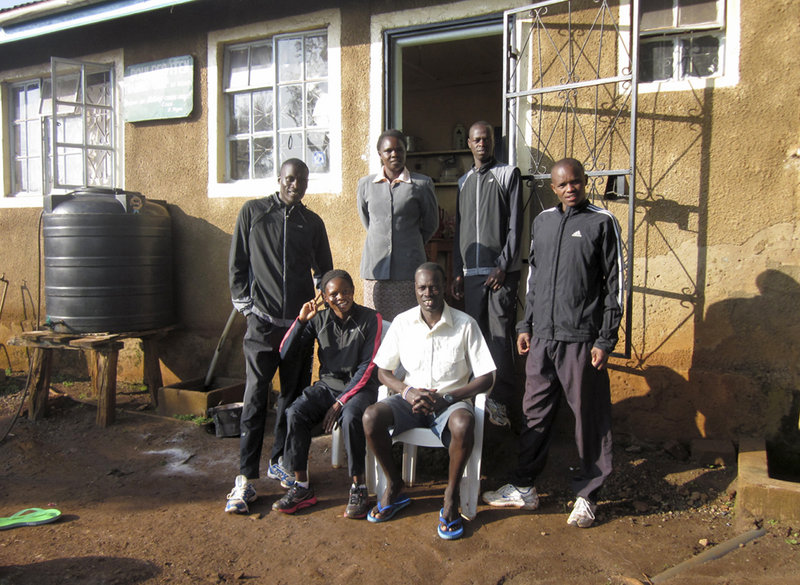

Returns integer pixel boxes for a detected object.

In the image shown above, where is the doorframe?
[368,2,521,172]
[382,15,502,132]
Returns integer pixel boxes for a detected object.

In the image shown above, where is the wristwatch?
[442,393,458,405]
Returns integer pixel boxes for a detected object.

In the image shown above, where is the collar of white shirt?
[411,301,454,333]
[373,167,411,185]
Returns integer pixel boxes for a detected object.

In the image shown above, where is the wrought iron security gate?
[504,0,640,357]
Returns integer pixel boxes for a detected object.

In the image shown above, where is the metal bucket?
[208,402,243,438]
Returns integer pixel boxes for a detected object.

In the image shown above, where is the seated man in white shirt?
[362,262,496,540]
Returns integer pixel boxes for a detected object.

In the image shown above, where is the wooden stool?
[7,326,175,427]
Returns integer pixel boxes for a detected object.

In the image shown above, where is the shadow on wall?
[691,269,800,438]
[615,269,800,442]
[611,79,799,443]
[156,205,246,383]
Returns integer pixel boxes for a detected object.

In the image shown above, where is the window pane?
[87,149,112,186]
[17,156,43,193]
[14,160,26,192]
[14,122,25,153]
[12,86,25,119]
[40,80,52,117]
[641,0,674,31]
[229,92,251,135]
[678,0,720,27]
[87,107,112,147]
[278,84,304,128]
[277,37,303,82]
[640,40,674,82]
[58,147,85,185]
[227,47,250,89]
[250,44,274,87]
[229,139,251,180]
[253,137,274,178]
[681,35,720,78]
[85,70,111,106]
[305,34,328,79]
[59,115,83,144]
[27,121,41,156]
[25,85,40,118]
[306,82,328,128]
[253,89,274,132]
[25,85,38,118]
[279,132,302,162]
[28,157,42,192]
[306,131,329,174]
[56,73,80,104]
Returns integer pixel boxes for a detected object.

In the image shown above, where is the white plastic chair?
[370,386,487,520]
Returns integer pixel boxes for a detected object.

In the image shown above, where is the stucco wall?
[612,0,800,441]
[0,0,798,442]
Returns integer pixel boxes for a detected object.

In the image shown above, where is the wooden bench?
[7,325,176,427]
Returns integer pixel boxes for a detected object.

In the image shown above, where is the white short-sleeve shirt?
[373,302,496,395]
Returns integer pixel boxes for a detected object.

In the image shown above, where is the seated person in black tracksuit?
[272,269,383,519]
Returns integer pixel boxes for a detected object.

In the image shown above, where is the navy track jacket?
[517,199,624,353]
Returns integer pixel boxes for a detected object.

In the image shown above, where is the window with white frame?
[223,30,329,182]
[5,58,115,198]
[9,80,44,195]
[639,0,726,83]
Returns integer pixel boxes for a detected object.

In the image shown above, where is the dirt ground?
[1,375,799,585]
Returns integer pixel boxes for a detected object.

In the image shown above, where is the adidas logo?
[571,230,582,238]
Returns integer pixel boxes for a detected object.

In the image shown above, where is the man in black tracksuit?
[482,158,623,528]
[451,121,523,427]
[225,158,333,514]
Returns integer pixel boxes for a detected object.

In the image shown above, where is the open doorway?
[384,18,503,294]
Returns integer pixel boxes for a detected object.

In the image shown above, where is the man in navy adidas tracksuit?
[482,158,623,528]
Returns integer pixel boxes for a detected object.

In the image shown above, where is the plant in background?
[173,414,212,426]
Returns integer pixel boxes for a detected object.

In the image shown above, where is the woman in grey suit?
[357,130,439,320]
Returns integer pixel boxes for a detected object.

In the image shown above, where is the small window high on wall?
[639,0,726,83]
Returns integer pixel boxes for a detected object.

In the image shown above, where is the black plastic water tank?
[43,187,175,333]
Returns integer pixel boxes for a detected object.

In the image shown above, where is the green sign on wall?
[124,55,194,122]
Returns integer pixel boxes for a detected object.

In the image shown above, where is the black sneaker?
[272,484,317,514]
[344,484,369,519]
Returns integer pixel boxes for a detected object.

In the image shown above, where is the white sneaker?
[225,475,257,514]
[266,456,296,488]
[567,496,596,528]
[482,484,539,510]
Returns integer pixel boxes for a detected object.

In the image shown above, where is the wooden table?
[8,325,176,427]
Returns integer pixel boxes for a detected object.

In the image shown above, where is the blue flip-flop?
[437,508,464,540]
[0,508,61,531]
[367,495,411,523]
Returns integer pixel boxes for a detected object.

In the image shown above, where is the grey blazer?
[357,171,439,280]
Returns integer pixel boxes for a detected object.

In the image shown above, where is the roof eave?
[0,0,202,45]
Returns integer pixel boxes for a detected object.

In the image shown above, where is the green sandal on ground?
[0,508,62,531]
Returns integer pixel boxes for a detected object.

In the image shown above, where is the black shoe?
[344,484,369,519]
[272,484,317,514]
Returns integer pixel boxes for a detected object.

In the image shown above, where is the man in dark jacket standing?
[482,158,623,528]
[225,158,333,514]
[451,121,523,428]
